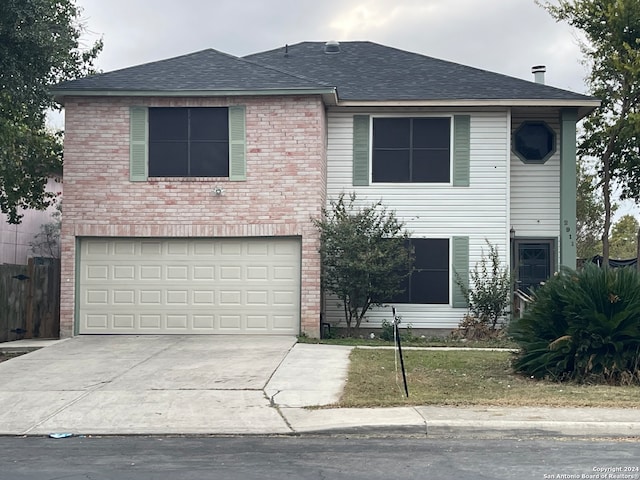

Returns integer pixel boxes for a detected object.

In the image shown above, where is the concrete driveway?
[2,338,638,438]
[0,335,351,436]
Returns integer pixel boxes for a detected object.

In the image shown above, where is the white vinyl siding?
[324,109,510,329]
[510,112,561,238]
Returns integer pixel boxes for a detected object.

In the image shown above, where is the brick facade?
[60,95,327,337]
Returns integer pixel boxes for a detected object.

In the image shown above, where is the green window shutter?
[129,106,148,181]
[452,236,469,308]
[352,115,370,186]
[453,115,470,187]
[228,105,246,181]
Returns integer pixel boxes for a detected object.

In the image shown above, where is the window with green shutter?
[353,114,471,186]
[383,237,469,305]
[129,106,246,181]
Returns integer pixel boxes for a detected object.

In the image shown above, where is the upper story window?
[513,121,555,164]
[148,107,229,177]
[372,117,451,183]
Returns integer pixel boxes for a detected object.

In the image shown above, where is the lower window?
[392,238,449,304]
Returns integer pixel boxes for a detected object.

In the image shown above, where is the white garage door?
[78,237,300,334]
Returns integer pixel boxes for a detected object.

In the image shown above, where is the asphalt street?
[0,436,638,480]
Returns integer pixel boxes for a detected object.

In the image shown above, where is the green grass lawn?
[337,349,640,408]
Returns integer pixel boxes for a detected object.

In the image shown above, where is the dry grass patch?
[339,349,640,408]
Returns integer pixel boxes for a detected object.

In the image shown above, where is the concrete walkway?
[1,338,638,438]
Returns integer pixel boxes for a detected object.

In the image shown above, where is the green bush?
[313,193,413,336]
[454,240,511,337]
[510,264,640,385]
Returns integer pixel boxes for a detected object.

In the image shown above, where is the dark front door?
[515,240,555,293]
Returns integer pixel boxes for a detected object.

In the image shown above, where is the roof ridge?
[52,47,336,92]
[247,40,593,98]
[64,47,329,85]
[236,52,335,89]
[87,48,228,77]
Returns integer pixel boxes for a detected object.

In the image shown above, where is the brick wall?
[60,95,327,337]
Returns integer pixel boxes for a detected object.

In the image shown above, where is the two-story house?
[51,41,599,338]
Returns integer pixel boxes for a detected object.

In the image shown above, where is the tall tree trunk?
[599,104,630,267]
[343,298,351,337]
[601,154,612,267]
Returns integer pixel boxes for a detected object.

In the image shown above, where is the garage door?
[78,237,300,334]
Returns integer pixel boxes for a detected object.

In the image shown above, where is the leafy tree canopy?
[540,0,640,264]
[0,0,102,223]
[609,213,639,259]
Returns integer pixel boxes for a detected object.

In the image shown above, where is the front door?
[514,239,556,293]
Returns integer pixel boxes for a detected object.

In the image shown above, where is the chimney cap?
[324,40,341,54]
[531,65,547,85]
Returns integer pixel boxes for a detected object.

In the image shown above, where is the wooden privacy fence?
[0,258,60,342]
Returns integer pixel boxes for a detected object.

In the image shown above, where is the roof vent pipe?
[324,40,341,54]
[531,65,546,85]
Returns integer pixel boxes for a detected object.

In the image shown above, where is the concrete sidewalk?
[1,338,639,438]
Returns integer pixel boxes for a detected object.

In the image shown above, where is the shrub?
[451,314,507,341]
[510,264,640,385]
[313,193,413,336]
[454,240,511,338]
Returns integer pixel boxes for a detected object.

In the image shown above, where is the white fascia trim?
[337,99,600,108]
[52,88,339,105]
[337,99,600,119]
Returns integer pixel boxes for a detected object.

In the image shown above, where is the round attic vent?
[324,40,341,54]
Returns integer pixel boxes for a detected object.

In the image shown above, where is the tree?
[0,0,102,223]
[609,214,639,259]
[576,157,609,258]
[30,201,62,259]
[540,0,640,265]
[313,194,413,336]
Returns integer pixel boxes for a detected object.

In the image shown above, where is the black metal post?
[392,307,409,398]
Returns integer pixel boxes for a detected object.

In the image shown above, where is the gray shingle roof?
[52,41,597,106]
[245,41,595,102]
[52,48,332,92]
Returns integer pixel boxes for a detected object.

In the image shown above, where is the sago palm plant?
[510,264,640,385]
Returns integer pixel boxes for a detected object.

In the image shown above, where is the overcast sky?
[73,0,587,93]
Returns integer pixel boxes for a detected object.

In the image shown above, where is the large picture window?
[372,117,451,183]
[148,107,229,177]
[392,238,450,304]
